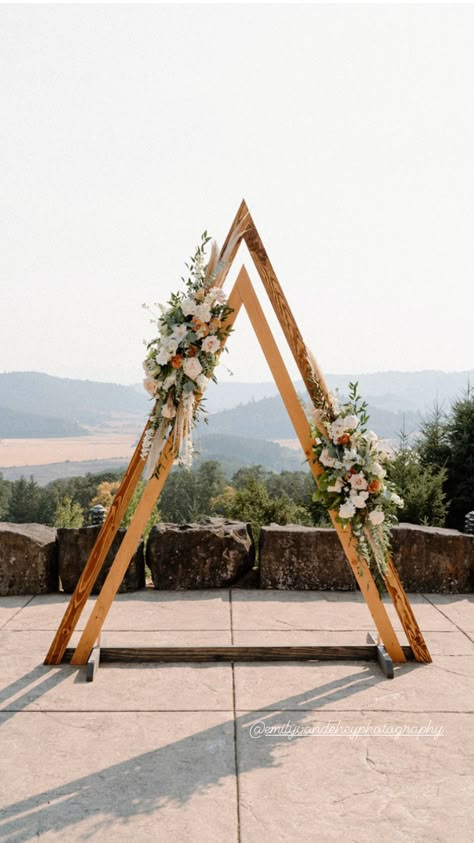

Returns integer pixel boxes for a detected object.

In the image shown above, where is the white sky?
[1,3,473,385]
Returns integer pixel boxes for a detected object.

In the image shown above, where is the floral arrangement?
[312,383,404,591]
[141,233,233,478]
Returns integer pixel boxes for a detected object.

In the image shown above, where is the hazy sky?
[1,3,473,386]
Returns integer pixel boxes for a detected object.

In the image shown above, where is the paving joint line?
[0,596,35,630]
[422,594,473,643]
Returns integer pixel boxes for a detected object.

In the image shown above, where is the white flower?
[320,448,337,468]
[369,509,385,526]
[349,472,368,491]
[371,462,386,479]
[201,335,220,354]
[328,478,344,493]
[366,430,379,444]
[164,338,178,356]
[329,418,346,441]
[181,297,198,317]
[350,490,369,508]
[391,493,404,507]
[207,287,226,304]
[194,303,212,323]
[196,374,208,392]
[143,377,157,397]
[339,500,356,520]
[171,324,188,342]
[343,414,359,431]
[156,347,172,365]
[163,372,177,391]
[343,448,359,468]
[182,357,203,381]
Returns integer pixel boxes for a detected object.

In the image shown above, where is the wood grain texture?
[384,559,432,663]
[70,283,243,664]
[241,204,321,405]
[63,645,416,664]
[44,425,149,665]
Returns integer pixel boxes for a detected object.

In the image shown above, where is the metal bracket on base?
[86,638,101,682]
[367,633,394,679]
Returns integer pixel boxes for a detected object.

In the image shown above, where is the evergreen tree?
[7,477,42,523]
[444,388,474,529]
[0,473,11,520]
[417,402,450,471]
[387,433,447,527]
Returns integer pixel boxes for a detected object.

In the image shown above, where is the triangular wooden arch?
[45,201,431,678]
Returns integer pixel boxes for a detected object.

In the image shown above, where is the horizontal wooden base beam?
[63,644,416,665]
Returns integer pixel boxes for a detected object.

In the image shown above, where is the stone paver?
[0,589,473,842]
[231,590,456,631]
[0,595,33,628]
[423,594,474,631]
[236,711,474,843]
[0,711,237,842]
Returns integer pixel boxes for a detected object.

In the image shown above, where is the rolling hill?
[0,372,148,428]
[0,406,87,438]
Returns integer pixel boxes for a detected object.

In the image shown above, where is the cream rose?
[183,357,203,381]
[339,500,356,520]
[201,335,220,354]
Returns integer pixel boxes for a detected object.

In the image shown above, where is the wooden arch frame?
[45,201,431,679]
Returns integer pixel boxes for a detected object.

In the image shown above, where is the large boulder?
[0,523,58,595]
[391,524,474,592]
[58,526,145,594]
[259,525,356,590]
[259,523,474,592]
[147,519,255,589]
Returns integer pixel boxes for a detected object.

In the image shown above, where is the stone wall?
[0,521,473,594]
[259,523,474,593]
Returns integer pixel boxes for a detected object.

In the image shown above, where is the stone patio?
[1,590,473,842]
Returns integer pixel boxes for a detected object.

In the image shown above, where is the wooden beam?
[236,268,406,663]
[44,426,149,665]
[384,560,432,663]
[70,280,244,664]
[63,645,416,664]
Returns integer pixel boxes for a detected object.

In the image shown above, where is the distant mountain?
[204,370,473,415]
[0,406,87,438]
[198,394,421,442]
[0,372,148,428]
[194,433,305,473]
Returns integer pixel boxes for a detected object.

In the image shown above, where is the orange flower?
[337,433,351,445]
[209,318,221,334]
[191,317,209,337]
[187,345,198,357]
[368,478,382,494]
[170,355,183,369]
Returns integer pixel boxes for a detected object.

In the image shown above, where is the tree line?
[0,390,472,535]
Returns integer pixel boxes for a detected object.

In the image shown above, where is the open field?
[0,434,139,469]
